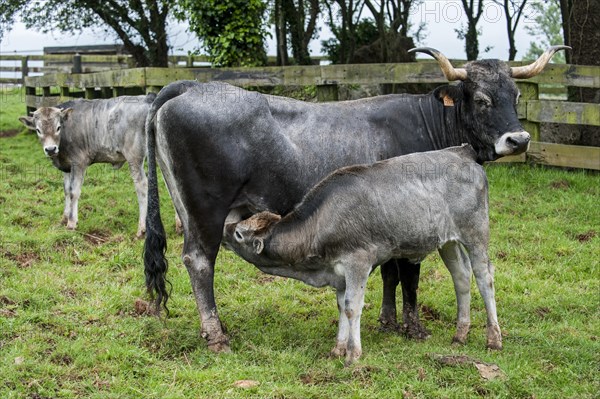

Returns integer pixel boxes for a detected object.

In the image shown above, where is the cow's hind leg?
[379,259,429,339]
[181,220,231,353]
[439,242,472,345]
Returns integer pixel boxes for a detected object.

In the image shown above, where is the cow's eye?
[475,95,492,108]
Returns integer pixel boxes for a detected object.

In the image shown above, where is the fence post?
[316,84,338,102]
[72,53,82,74]
[518,81,540,142]
[21,56,29,83]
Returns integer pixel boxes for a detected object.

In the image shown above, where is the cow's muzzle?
[44,145,59,157]
[495,132,530,156]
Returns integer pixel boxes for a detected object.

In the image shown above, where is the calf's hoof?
[344,349,362,367]
[486,325,502,350]
[451,322,470,345]
[66,222,77,230]
[206,339,231,354]
[136,230,146,239]
[329,343,347,358]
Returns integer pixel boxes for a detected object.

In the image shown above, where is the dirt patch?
[420,304,441,321]
[576,230,596,242]
[534,307,551,319]
[254,274,279,285]
[550,179,570,190]
[0,129,20,138]
[2,250,40,268]
[83,229,112,245]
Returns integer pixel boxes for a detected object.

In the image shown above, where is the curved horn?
[510,45,571,79]
[409,47,468,81]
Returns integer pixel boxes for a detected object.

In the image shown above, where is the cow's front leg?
[398,259,430,340]
[182,246,230,353]
[330,289,349,358]
[65,165,86,230]
[128,160,148,238]
[379,259,400,331]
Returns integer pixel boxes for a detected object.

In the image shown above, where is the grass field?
[1,86,599,398]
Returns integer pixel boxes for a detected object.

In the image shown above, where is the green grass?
[1,92,599,398]
[0,86,28,132]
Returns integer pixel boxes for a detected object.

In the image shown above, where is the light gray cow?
[224,145,501,366]
[19,94,155,236]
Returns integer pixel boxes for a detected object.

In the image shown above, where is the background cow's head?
[411,45,570,162]
[224,211,282,266]
[19,107,73,158]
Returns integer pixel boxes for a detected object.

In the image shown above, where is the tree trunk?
[465,22,479,60]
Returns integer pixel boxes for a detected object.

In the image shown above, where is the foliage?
[322,18,379,64]
[492,0,529,61]
[1,88,599,398]
[455,0,486,60]
[0,0,171,67]
[177,0,268,67]
[524,0,565,63]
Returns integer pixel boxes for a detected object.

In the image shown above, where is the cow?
[143,46,568,352]
[19,94,155,237]
[223,145,499,365]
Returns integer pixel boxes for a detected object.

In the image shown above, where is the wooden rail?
[17,61,600,170]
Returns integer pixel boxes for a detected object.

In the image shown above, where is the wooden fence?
[17,60,600,170]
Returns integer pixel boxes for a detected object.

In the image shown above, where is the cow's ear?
[61,108,73,120]
[253,238,265,254]
[433,85,463,107]
[19,116,36,130]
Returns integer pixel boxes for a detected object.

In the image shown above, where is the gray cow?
[19,95,155,236]
[224,145,500,366]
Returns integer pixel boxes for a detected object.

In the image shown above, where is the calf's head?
[412,45,569,161]
[19,107,73,158]
[224,211,282,266]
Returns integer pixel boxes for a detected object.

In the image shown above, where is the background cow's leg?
[330,289,349,358]
[65,164,86,230]
[469,249,502,350]
[379,259,429,339]
[127,160,148,238]
[62,172,72,225]
[439,243,472,345]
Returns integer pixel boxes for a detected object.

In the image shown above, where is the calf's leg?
[469,249,502,350]
[64,165,86,230]
[62,172,72,225]
[439,243,472,345]
[128,160,148,238]
[343,261,372,366]
[330,289,349,358]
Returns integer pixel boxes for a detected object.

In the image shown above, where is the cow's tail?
[143,81,197,315]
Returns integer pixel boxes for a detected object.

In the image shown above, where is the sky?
[0,1,541,61]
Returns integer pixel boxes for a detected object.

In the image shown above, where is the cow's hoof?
[378,319,401,333]
[404,321,431,341]
[344,350,362,367]
[136,230,146,239]
[487,341,503,351]
[486,324,502,350]
[61,216,68,225]
[66,223,77,230]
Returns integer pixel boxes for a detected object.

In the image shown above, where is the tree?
[455,0,485,60]
[178,0,268,67]
[524,0,565,63]
[322,0,366,64]
[0,0,171,67]
[281,0,321,65]
[493,0,529,60]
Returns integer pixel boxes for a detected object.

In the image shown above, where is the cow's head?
[224,211,282,266]
[19,107,73,158]
[412,45,570,162]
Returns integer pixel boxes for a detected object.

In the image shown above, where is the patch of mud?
[0,129,20,138]
[576,230,596,242]
[550,179,570,190]
[82,229,113,245]
[1,250,40,268]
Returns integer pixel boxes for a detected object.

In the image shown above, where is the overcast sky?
[0,1,541,61]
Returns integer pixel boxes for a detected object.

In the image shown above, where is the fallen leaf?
[474,362,505,380]
[14,356,24,365]
[233,380,260,389]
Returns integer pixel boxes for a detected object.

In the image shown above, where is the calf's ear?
[60,108,73,120]
[18,116,36,130]
[253,238,265,254]
[433,85,463,107]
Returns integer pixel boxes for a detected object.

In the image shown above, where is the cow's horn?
[510,45,571,79]
[409,47,468,81]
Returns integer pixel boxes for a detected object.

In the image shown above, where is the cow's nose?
[506,132,530,148]
[44,145,58,156]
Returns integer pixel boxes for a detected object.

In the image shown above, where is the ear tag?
[443,94,454,107]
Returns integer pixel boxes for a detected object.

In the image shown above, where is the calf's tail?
[143,81,197,314]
